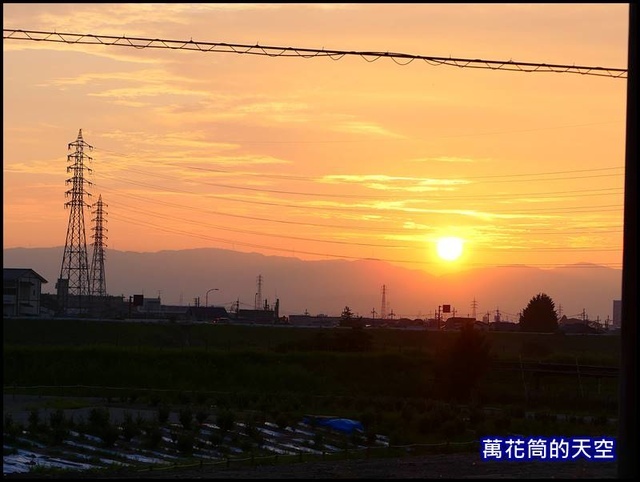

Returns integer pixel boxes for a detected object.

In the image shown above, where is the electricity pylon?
[57,129,93,311]
[89,194,108,296]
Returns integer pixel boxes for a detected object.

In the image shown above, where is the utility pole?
[619,5,637,477]
[58,129,93,315]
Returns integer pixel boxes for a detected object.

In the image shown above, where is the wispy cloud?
[319,174,469,192]
[331,121,405,138]
[49,69,190,88]
[3,159,67,176]
[409,156,481,163]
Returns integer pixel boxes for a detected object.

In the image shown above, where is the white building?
[3,268,48,317]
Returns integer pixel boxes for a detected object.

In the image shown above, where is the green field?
[2,318,621,362]
[3,318,620,445]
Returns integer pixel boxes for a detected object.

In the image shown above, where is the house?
[235,308,279,324]
[488,321,520,332]
[443,316,476,330]
[288,314,340,328]
[3,268,48,317]
[235,298,281,324]
[558,315,601,334]
[185,306,230,323]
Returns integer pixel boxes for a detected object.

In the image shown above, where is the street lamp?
[205,288,219,307]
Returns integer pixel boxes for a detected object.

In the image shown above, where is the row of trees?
[340,292,560,333]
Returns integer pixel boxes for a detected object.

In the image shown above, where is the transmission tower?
[255,274,263,310]
[471,297,478,320]
[89,194,108,296]
[58,129,93,309]
[380,284,387,320]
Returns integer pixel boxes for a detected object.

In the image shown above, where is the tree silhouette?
[340,305,364,327]
[434,324,492,402]
[341,306,353,322]
[519,293,558,333]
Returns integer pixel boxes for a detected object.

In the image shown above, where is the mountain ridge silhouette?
[3,246,621,320]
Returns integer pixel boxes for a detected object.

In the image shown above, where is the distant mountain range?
[4,246,622,321]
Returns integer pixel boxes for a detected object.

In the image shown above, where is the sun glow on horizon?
[436,236,465,262]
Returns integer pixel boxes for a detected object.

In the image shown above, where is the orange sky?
[3,3,629,277]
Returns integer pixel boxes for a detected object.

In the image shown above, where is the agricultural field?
[3,395,392,476]
[3,318,621,477]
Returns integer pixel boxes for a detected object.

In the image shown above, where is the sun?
[436,236,465,261]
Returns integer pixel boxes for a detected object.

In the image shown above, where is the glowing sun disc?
[436,237,464,261]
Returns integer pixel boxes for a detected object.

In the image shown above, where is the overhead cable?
[2,29,628,79]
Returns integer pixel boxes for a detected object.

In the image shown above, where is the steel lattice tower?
[255,274,263,310]
[380,284,387,320]
[89,194,108,296]
[58,129,93,299]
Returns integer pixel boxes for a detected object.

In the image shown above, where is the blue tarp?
[303,417,364,434]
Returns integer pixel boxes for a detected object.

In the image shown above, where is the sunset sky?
[3,3,629,277]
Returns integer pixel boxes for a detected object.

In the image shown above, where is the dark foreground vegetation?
[3,318,620,476]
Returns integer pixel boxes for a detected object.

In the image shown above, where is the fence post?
[519,355,528,402]
[576,357,584,398]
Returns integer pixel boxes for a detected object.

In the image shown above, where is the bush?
[434,325,492,402]
[157,405,171,424]
[121,412,141,442]
[179,407,193,430]
[99,424,120,448]
[48,409,69,445]
[216,409,236,433]
[88,407,110,434]
[176,431,195,455]
[28,408,41,433]
[4,414,23,441]
[142,423,163,449]
[195,409,209,426]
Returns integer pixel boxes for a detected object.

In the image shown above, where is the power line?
[97,184,623,237]
[90,146,625,198]
[104,199,410,250]
[97,159,624,201]
[95,171,623,216]
[2,29,628,79]
[103,196,622,253]
[107,211,622,268]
